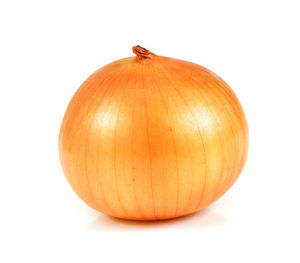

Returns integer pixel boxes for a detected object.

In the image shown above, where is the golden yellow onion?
[59,45,249,220]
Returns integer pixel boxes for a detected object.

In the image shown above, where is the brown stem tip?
[132,45,154,59]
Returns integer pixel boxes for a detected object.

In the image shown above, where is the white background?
[1,0,299,262]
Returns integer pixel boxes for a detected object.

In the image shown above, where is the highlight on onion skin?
[58,45,249,221]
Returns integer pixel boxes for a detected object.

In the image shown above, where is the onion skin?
[59,46,248,220]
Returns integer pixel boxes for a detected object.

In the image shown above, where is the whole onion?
[59,45,248,220]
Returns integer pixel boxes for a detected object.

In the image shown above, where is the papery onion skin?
[59,46,248,220]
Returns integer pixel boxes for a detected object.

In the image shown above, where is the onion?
[59,45,248,220]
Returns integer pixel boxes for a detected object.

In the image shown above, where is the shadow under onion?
[87,207,228,231]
